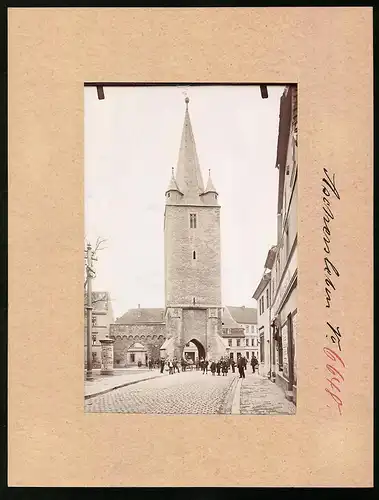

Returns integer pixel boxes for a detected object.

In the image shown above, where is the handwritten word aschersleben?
[322,168,345,416]
[322,168,340,308]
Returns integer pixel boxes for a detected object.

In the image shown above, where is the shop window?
[260,331,264,362]
[278,334,283,371]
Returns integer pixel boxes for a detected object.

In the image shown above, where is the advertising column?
[100,338,115,375]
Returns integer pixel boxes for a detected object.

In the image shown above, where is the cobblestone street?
[240,373,296,415]
[85,370,237,414]
[85,369,295,415]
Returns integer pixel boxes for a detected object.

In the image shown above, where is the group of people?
[199,354,259,379]
[154,353,259,378]
[147,359,160,370]
[159,357,182,375]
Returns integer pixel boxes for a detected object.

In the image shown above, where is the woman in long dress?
[216,360,221,376]
[210,360,216,375]
[222,358,228,376]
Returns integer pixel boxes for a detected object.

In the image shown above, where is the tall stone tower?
[163,97,227,361]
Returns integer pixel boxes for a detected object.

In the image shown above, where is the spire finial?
[185,96,189,109]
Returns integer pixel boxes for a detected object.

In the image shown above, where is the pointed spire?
[174,97,205,203]
[165,167,182,195]
[203,168,218,194]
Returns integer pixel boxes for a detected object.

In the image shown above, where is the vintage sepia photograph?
[84,83,298,415]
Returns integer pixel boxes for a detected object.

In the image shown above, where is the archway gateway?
[183,338,205,361]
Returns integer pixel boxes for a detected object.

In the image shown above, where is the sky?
[84,85,284,319]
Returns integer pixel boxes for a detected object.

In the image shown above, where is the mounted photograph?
[84,83,298,415]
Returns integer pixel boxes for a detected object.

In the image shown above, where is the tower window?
[193,250,196,260]
[190,213,197,228]
[167,193,170,198]
[193,297,196,305]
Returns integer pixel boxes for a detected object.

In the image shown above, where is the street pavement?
[85,369,296,415]
[84,368,165,398]
[240,372,296,415]
[85,370,237,414]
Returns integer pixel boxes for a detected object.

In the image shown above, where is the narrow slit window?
[193,251,196,260]
[190,213,197,228]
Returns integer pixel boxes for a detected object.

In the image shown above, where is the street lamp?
[85,243,94,381]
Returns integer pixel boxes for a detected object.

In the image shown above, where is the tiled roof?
[225,306,257,325]
[115,306,257,326]
[165,168,182,194]
[115,308,165,324]
[252,272,271,300]
[221,308,241,329]
[203,170,217,194]
[128,342,147,351]
[175,98,205,203]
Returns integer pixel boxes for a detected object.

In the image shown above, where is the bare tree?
[84,237,108,307]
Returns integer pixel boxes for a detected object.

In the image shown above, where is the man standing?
[231,358,236,373]
[251,353,259,374]
[237,355,246,379]
[216,359,221,376]
[202,359,209,375]
[173,357,180,373]
[160,358,165,374]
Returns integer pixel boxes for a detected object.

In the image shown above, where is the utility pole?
[85,243,94,381]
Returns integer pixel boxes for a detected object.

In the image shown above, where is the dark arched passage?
[185,338,205,361]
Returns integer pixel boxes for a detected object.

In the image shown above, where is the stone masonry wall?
[165,204,221,307]
[109,323,165,366]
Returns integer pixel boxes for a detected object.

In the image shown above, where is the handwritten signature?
[322,168,345,415]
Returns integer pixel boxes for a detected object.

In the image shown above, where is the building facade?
[222,306,258,364]
[109,305,256,367]
[109,306,166,366]
[252,246,276,377]
[84,291,114,368]
[162,97,227,361]
[270,85,298,404]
